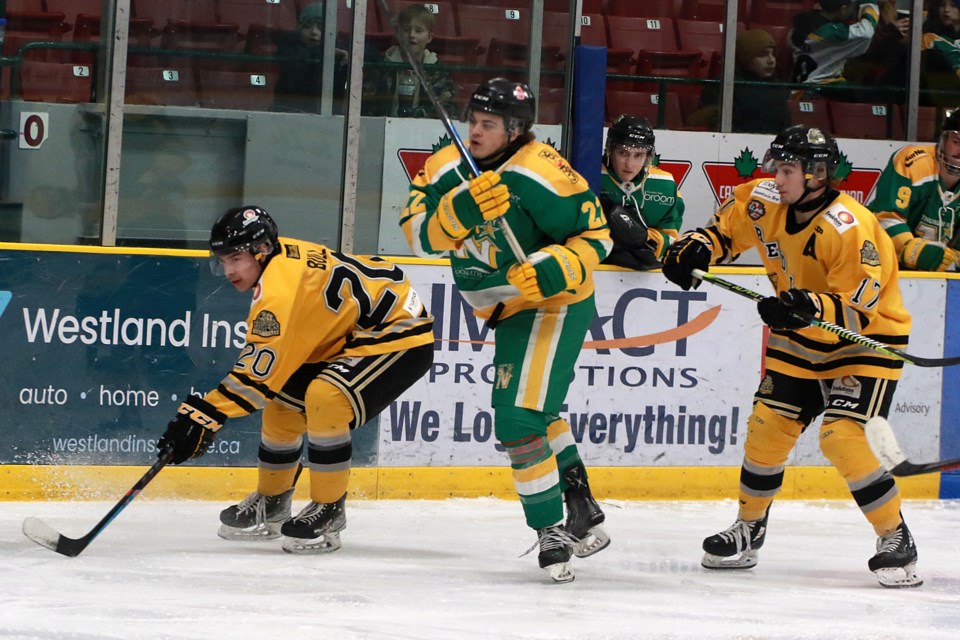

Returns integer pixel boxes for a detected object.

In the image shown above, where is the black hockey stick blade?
[691,269,960,367]
[865,417,960,476]
[23,448,174,557]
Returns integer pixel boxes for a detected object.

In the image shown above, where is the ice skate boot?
[526,524,575,584]
[280,494,347,554]
[868,520,922,588]
[701,509,768,569]
[563,463,610,558]
[218,488,294,541]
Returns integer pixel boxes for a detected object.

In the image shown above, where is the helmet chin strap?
[791,180,834,214]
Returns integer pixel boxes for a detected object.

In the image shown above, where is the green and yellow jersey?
[401,141,611,320]
[600,164,683,258]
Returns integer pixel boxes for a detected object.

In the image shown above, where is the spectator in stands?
[868,108,960,272]
[377,4,455,118]
[273,3,348,114]
[790,0,896,99]
[924,0,960,40]
[272,2,384,116]
[687,29,791,134]
[599,115,683,270]
[921,0,960,107]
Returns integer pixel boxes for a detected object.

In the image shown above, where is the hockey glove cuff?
[158,394,226,464]
[901,237,958,271]
[757,288,822,330]
[661,229,713,290]
[436,171,510,240]
[507,245,586,301]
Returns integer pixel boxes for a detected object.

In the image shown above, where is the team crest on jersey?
[495,363,514,389]
[285,244,300,259]
[758,374,774,395]
[747,199,766,220]
[860,240,881,266]
[251,310,281,337]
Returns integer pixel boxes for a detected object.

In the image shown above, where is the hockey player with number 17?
[662,124,921,588]
[156,206,434,554]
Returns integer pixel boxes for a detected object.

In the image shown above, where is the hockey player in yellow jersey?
[662,125,921,588]
[156,206,434,553]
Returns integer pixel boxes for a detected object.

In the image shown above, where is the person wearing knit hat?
[687,28,790,134]
[298,3,325,27]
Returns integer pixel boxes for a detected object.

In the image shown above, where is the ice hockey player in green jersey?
[599,114,684,270]
[400,77,612,583]
[869,108,960,271]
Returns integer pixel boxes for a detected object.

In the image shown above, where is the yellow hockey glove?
[436,171,511,240]
[900,237,959,271]
[506,245,586,302]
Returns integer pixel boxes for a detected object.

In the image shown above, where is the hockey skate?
[701,509,768,569]
[280,494,347,554]
[523,524,576,583]
[218,488,295,541]
[563,463,610,558]
[869,520,923,588]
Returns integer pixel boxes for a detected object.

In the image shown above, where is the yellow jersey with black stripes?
[204,238,434,417]
[703,179,911,380]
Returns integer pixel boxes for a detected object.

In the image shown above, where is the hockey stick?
[374,0,527,264]
[22,447,174,557]
[865,416,960,476]
[691,268,960,367]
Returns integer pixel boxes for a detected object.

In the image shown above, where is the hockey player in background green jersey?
[869,109,960,271]
[599,115,684,270]
[400,78,612,583]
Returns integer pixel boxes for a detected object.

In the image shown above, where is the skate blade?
[282,531,343,554]
[701,550,759,570]
[874,564,923,588]
[546,561,575,584]
[573,525,611,558]
[217,522,283,541]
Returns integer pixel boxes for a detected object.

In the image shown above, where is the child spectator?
[688,29,791,134]
[378,5,455,118]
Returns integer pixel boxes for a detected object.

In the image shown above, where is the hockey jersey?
[702,179,911,380]
[402,141,611,320]
[204,237,434,417]
[791,3,879,84]
[600,164,683,258]
[868,144,960,256]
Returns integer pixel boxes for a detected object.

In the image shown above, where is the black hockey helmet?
[465,77,537,134]
[606,114,656,152]
[209,206,279,263]
[938,108,960,176]
[762,124,840,183]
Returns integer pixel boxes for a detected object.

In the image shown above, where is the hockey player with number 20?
[156,206,434,554]
[662,125,921,588]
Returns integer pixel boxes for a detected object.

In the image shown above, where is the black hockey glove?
[157,394,226,464]
[661,230,712,290]
[757,289,821,330]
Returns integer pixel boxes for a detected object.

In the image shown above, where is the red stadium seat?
[538,87,565,125]
[788,97,833,132]
[751,0,814,29]
[198,67,276,111]
[901,105,939,143]
[829,100,904,140]
[125,64,200,106]
[457,4,528,57]
[219,0,298,38]
[607,16,679,60]
[19,59,94,103]
[133,0,218,25]
[676,19,745,77]
[606,89,685,130]
[607,0,678,19]
[679,0,750,22]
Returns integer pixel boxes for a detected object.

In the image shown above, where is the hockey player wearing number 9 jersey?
[156,206,434,554]
[662,125,922,588]
[401,78,612,583]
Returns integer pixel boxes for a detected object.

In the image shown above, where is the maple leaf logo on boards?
[733,148,760,178]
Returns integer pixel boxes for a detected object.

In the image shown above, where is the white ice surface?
[3,498,960,640]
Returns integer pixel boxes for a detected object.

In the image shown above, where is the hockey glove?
[900,237,960,272]
[757,289,821,331]
[507,244,586,302]
[436,171,511,240]
[661,230,712,290]
[158,394,226,464]
[606,203,650,250]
